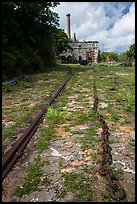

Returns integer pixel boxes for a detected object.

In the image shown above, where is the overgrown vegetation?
[2,63,134,201]
[61,172,93,201]
[99,43,135,66]
[116,88,135,113]
[15,156,44,196]
[36,127,55,152]
[46,107,70,125]
[2,2,70,81]
[2,69,67,141]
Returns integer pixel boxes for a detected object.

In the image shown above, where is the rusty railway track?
[2,66,127,201]
[92,69,126,200]
[2,68,72,181]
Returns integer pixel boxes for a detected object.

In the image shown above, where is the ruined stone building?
[60,14,99,64]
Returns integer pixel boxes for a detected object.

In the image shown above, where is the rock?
[131,132,135,141]
[63,143,73,149]
[87,148,94,155]
[47,192,56,201]
[99,102,108,108]
[5,121,16,127]
[85,156,92,161]
[116,72,129,76]
[59,192,74,202]
[60,167,75,173]
[71,161,83,166]
[49,148,73,161]
[87,161,93,166]
[8,199,17,202]
[78,151,86,155]
[54,128,72,137]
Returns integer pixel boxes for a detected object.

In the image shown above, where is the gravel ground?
[2,65,135,202]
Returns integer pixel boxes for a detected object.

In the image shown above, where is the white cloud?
[109,3,135,37]
[53,2,135,53]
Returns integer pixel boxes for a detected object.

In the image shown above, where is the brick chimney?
[66,14,71,39]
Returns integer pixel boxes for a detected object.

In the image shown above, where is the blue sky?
[53,2,135,54]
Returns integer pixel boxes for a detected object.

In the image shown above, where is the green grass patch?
[2,120,29,141]
[91,153,98,160]
[2,80,32,93]
[2,69,68,141]
[101,185,128,202]
[46,107,70,125]
[110,110,120,122]
[41,177,51,187]
[70,130,84,135]
[72,110,98,126]
[115,88,135,113]
[111,168,123,181]
[2,126,15,141]
[36,127,55,152]
[57,188,67,199]
[80,127,99,149]
[15,156,44,196]
[63,125,71,132]
[128,140,135,147]
[62,172,93,201]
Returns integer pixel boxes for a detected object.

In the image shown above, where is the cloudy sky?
[53,2,135,54]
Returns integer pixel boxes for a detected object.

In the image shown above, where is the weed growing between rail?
[3,63,134,202]
[59,172,93,201]
[34,107,71,152]
[15,156,45,196]
[54,64,134,202]
[115,88,135,113]
[2,68,67,141]
[46,107,70,125]
[36,127,55,152]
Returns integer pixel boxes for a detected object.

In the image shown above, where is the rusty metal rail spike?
[2,70,72,181]
[92,71,126,200]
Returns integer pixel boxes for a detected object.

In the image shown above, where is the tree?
[2,2,60,80]
[119,43,135,67]
[98,49,102,62]
[126,44,135,60]
[2,2,25,79]
[100,51,120,63]
[109,52,119,62]
[53,28,72,57]
[100,52,109,62]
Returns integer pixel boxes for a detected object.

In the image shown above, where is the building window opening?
[79,56,82,62]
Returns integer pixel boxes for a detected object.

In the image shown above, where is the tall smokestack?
[74,33,76,42]
[66,14,71,39]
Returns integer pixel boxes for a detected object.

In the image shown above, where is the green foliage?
[100,44,135,65]
[109,52,119,61]
[100,52,109,62]
[111,110,119,121]
[54,28,71,56]
[36,127,55,152]
[2,126,15,141]
[100,51,119,63]
[98,49,102,62]
[2,51,16,80]
[15,156,44,196]
[2,2,61,81]
[62,172,93,201]
[126,44,135,59]
[118,44,135,67]
[116,89,135,113]
[46,107,70,124]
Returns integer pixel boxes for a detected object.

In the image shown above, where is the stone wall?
[60,41,99,63]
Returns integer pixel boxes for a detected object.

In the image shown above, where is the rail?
[92,69,126,200]
[2,68,72,181]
